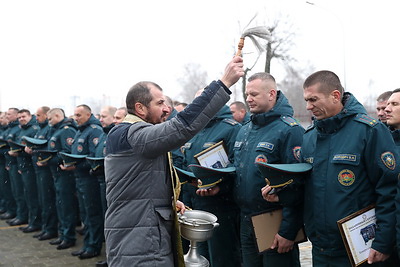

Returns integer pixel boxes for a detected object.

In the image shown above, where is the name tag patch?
[257,142,274,150]
[333,154,357,162]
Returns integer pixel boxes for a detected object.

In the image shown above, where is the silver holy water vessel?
[178,210,219,267]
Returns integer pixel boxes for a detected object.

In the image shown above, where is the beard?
[145,110,167,124]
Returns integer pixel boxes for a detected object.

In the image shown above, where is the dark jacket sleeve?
[127,80,231,158]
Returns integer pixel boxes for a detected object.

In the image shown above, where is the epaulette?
[222,118,239,126]
[91,124,101,129]
[354,114,378,127]
[32,125,39,130]
[280,116,299,127]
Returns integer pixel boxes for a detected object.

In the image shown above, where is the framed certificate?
[337,205,376,267]
[251,209,307,253]
[194,141,230,168]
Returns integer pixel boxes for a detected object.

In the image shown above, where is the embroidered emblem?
[77,145,83,152]
[257,142,274,150]
[50,141,56,148]
[338,169,355,186]
[255,154,268,163]
[292,146,301,161]
[93,137,99,146]
[333,154,357,162]
[381,152,395,170]
[66,138,73,146]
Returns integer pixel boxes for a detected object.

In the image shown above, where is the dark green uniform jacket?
[301,92,398,256]
[71,115,103,177]
[390,129,400,259]
[47,118,77,166]
[234,91,304,240]
[182,105,241,211]
[17,117,39,171]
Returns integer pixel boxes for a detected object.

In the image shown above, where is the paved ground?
[0,219,106,267]
[0,218,312,267]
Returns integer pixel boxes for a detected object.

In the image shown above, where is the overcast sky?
[1,0,399,115]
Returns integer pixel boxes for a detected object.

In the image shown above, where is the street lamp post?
[306,1,347,89]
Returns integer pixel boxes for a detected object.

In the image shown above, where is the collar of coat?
[122,114,144,124]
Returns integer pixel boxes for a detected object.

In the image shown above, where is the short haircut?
[176,102,187,108]
[164,96,174,108]
[248,72,276,86]
[230,101,247,111]
[126,81,163,115]
[48,108,65,117]
[303,70,344,96]
[40,106,50,114]
[77,104,92,113]
[117,107,128,114]
[102,106,117,116]
[8,108,19,113]
[18,109,31,115]
[376,91,393,102]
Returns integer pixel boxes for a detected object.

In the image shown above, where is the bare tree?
[177,63,209,103]
[237,16,297,106]
[264,19,296,74]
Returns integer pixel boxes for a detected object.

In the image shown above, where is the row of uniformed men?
[0,105,127,261]
[165,72,400,267]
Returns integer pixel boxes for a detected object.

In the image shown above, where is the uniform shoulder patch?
[222,118,239,126]
[280,116,299,127]
[354,114,378,127]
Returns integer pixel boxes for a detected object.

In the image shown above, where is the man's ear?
[135,102,146,117]
[331,90,342,103]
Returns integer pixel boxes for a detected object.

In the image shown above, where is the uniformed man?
[0,112,16,219]
[24,106,58,240]
[112,107,127,125]
[302,71,398,266]
[181,103,242,267]
[99,106,116,134]
[96,105,117,217]
[42,108,78,250]
[4,108,28,226]
[383,89,400,262]
[230,101,250,124]
[234,72,304,267]
[60,104,104,259]
[376,91,392,124]
[14,109,41,233]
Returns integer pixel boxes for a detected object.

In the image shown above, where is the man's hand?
[176,200,186,215]
[367,248,389,264]
[59,164,75,171]
[36,161,47,167]
[196,186,220,197]
[8,151,18,157]
[261,185,279,202]
[220,56,244,88]
[271,233,294,254]
[24,146,33,154]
